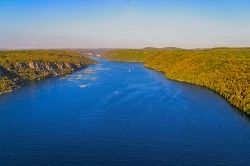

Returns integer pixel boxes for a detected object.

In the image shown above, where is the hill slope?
[104,48,250,115]
[0,50,95,94]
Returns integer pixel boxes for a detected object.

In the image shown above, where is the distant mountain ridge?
[143,47,183,50]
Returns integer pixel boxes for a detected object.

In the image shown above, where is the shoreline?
[0,65,90,96]
[143,64,250,117]
[103,48,249,115]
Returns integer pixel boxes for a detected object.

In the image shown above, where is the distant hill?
[143,47,183,50]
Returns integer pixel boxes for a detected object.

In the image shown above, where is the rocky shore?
[0,50,95,94]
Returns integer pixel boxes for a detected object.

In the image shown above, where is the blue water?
[0,57,250,166]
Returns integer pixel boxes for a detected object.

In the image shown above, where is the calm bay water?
[0,57,250,166]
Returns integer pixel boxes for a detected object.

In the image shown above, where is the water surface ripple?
[0,57,250,166]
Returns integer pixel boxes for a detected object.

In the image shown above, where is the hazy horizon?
[1,0,250,49]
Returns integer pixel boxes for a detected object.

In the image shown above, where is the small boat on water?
[80,84,88,88]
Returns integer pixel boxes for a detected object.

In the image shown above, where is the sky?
[1,0,250,49]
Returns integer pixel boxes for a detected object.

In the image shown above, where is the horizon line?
[1,46,250,51]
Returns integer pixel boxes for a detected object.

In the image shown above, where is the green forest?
[104,48,250,115]
[0,50,95,94]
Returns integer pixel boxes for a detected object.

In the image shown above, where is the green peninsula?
[0,50,95,94]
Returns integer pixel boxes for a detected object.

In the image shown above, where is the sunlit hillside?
[104,48,250,114]
[0,50,95,94]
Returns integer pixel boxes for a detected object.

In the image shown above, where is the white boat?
[80,84,88,88]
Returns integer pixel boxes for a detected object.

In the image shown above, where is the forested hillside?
[0,50,95,94]
[104,48,250,115]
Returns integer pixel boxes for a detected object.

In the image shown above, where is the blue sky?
[1,0,250,49]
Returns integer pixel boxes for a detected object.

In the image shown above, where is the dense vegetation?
[0,50,95,94]
[104,48,250,115]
